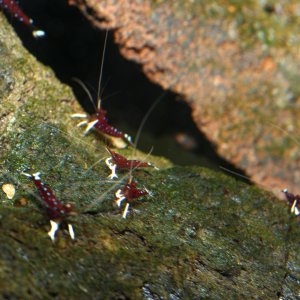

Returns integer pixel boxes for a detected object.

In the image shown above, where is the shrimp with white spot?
[23,172,75,241]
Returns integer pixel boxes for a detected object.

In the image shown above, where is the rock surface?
[0,12,300,300]
[69,0,300,196]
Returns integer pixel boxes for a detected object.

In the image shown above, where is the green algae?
[1,165,294,299]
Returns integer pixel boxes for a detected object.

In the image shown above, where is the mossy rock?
[0,14,299,300]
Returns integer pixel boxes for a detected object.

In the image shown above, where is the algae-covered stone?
[0,13,299,300]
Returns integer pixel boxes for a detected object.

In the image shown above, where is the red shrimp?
[0,0,45,38]
[114,177,149,219]
[23,172,75,241]
[105,147,153,179]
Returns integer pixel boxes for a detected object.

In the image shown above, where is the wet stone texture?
[69,0,300,197]
[0,9,300,300]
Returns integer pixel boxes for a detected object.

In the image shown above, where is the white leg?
[32,30,46,38]
[122,203,130,219]
[22,172,41,180]
[116,196,126,207]
[48,220,59,242]
[77,120,88,127]
[291,200,300,216]
[68,224,75,240]
[71,113,88,118]
[115,189,123,198]
[124,133,132,143]
[84,120,99,134]
[22,172,32,178]
[32,172,41,180]
[105,158,118,179]
[144,186,152,197]
[115,189,126,207]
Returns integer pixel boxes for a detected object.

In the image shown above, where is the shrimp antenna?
[133,74,183,150]
[219,166,275,192]
[219,166,253,184]
[127,94,167,177]
[267,122,300,148]
[133,92,167,150]
[97,29,109,110]
[72,77,97,111]
[128,76,183,176]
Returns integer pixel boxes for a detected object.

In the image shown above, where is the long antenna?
[267,122,300,148]
[128,76,182,177]
[219,166,253,183]
[72,78,97,110]
[133,74,182,150]
[128,92,167,177]
[219,165,281,193]
[97,29,109,110]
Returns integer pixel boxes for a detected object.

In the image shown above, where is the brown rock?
[69,0,300,197]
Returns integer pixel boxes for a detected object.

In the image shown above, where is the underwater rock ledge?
[69,0,300,196]
[0,14,299,299]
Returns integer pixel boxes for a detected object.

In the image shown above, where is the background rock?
[0,7,300,300]
[69,0,300,197]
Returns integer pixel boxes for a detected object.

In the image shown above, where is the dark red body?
[283,190,296,205]
[93,109,127,139]
[1,0,32,25]
[31,177,73,220]
[107,148,151,169]
[122,179,148,203]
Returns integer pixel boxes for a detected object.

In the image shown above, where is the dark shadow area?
[3,0,251,183]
